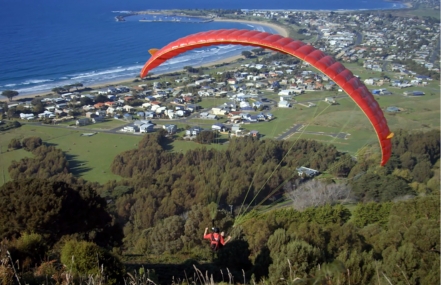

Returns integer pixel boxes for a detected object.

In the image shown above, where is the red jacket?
[204,232,226,246]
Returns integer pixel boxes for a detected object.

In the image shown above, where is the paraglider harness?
[210,232,221,251]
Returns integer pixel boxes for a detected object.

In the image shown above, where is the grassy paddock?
[0,125,143,185]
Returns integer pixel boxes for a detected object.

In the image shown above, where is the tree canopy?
[0,179,120,247]
[1,90,19,101]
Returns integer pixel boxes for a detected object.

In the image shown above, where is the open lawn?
[84,119,130,130]
[0,125,143,185]
[196,97,229,109]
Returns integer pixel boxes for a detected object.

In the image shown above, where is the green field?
[0,125,144,185]
[1,87,438,187]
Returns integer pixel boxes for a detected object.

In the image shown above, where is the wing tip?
[148,48,159,56]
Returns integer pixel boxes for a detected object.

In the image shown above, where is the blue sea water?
[0,0,405,96]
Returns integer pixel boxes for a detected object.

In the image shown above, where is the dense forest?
[0,129,439,284]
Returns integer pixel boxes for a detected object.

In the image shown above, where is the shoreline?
[1,18,289,103]
[1,1,414,102]
[213,18,289,37]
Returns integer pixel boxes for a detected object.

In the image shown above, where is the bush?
[0,120,21,131]
[60,240,125,285]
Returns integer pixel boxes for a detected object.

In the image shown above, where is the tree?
[73,82,83,91]
[80,96,93,106]
[195,130,218,144]
[63,85,72,92]
[32,101,45,113]
[0,179,119,247]
[51,87,63,94]
[352,202,392,228]
[252,48,264,55]
[21,136,43,151]
[1,90,19,101]
[241,50,252,58]
[8,138,21,150]
[95,94,108,103]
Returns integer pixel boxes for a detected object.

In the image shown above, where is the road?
[276,124,304,140]
[428,35,440,64]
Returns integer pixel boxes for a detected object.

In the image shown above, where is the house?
[105,101,117,107]
[123,105,135,112]
[140,124,155,133]
[123,113,133,121]
[76,118,90,126]
[257,113,266,121]
[85,112,97,118]
[38,111,55,119]
[186,104,199,112]
[123,126,137,133]
[94,102,105,109]
[212,123,226,132]
[20,113,34,120]
[278,99,291,108]
[145,112,155,119]
[297,166,320,177]
[212,107,227,115]
[176,110,188,117]
[163,124,177,134]
[231,124,241,132]
[364,78,375,85]
[134,120,152,126]
[92,116,105,123]
[106,107,116,115]
[253,101,263,108]
[199,112,209,118]
[186,126,204,136]
[265,113,274,120]
[207,114,218,120]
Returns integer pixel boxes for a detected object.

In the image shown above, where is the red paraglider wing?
[140,29,393,166]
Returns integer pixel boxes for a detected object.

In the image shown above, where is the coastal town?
[0,2,440,284]
[1,1,439,141]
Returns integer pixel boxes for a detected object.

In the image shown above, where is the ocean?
[0,0,406,96]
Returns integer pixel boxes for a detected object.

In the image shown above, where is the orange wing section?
[140,29,393,166]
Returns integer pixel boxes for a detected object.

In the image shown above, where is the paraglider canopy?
[140,29,393,166]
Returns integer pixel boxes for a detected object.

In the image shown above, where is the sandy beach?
[213,18,289,37]
[0,18,289,103]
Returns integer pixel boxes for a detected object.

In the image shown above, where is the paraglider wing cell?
[140,29,393,166]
